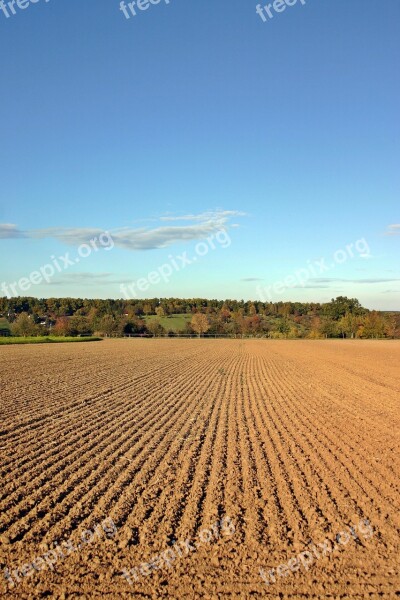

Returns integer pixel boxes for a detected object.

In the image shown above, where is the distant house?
[38,316,55,326]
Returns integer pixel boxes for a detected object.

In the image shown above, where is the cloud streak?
[309,277,400,285]
[241,277,263,282]
[384,224,400,236]
[0,210,244,251]
[48,272,127,286]
[159,210,246,222]
[0,224,25,239]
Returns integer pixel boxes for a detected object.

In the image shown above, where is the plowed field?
[0,339,399,599]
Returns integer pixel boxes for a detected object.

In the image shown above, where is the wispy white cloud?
[0,210,243,251]
[60,272,113,280]
[159,210,245,222]
[300,284,332,289]
[310,277,400,285]
[32,227,104,245]
[48,273,127,286]
[0,224,25,239]
[384,224,400,236]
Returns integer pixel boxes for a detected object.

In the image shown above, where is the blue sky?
[0,0,399,308]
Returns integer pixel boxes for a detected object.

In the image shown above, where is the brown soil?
[0,339,399,599]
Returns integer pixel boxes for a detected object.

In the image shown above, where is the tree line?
[0,296,399,339]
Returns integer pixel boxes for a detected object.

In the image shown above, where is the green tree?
[319,317,337,338]
[143,303,153,316]
[337,312,359,339]
[68,316,93,336]
[11,313,38,337]
[147,319,165,337]
[323,297,364,320]
[98,315,117,337]
[361,311,386,338]
[277,318,291,338]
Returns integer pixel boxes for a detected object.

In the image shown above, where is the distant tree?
[361,311,386,339]
[230,312,245,335]
[68,316,93,337]
[323,297,364,320]
[278,303,291,318]
[277,318,291,338]
[155,306,165,318]
[143,303,153,316]
[97,315,117,337]
[308,317,323,339]
[118,316,146,335]
[191,313,210,337]
[248,303,257,316]
[11,313,38,337]
[53,317,71,336]
[147,319,165,337]
[87,307,98,326]
[337,317,347,339]
[133,306,144,317]
[319,317,337,338]
[2,295,384,339]
[208,314,225,335]
[337,312,360,339]
[385,314,400,339]
[246,315,263,336]
[219,307,231,323]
